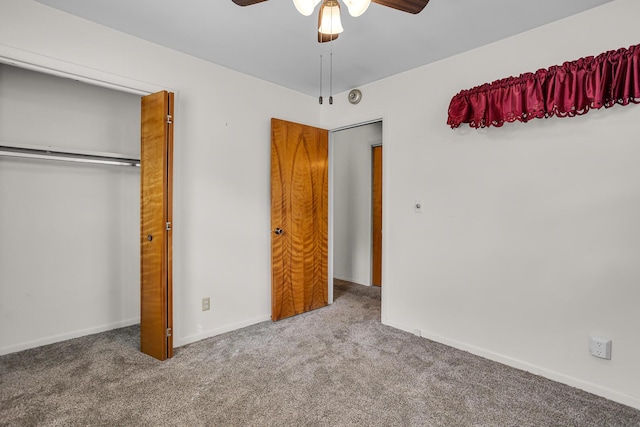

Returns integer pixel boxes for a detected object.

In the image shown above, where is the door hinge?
[166,328,172,337]
[166,114,173,124]
[166,222,172,231]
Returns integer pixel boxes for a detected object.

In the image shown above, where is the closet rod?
[0,144,140,167]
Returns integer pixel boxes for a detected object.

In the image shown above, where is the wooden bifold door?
[140,91,174,361]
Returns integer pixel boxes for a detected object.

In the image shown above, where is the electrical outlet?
[202,297,210,311]
[589,336,612,360]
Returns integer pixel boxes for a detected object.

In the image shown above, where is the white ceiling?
[35,0,613,96]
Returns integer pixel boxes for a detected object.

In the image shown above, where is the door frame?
[327,118,386,320]
[0,48,166,96]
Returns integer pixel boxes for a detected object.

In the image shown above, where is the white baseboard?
[0,317,140,356]
[333,275,369,286]
[383,319,640,411]
[174,314,272,348]
[1,314,273,357]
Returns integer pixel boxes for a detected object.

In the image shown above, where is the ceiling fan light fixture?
[318,0,344,35]
[343,0,371,17]
[293,0,321,16]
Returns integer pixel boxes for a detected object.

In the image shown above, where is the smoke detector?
[348,89,362,104]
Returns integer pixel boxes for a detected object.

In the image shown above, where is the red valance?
[447,44,640,129]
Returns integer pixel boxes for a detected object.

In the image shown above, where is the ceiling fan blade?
[372,0,429,14]
[231,0,269,6]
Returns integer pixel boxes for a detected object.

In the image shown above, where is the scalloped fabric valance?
[447,44,640,129]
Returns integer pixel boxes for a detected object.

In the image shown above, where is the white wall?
[1,0,319,351]
[322,0,640,409]
[0,64,141,353]
[332,122,381,285]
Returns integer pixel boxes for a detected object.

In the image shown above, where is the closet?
[0,64,173,360]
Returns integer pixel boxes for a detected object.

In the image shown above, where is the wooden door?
[372,145,383,287]
[271,118,328,321]
[140,91,174,360]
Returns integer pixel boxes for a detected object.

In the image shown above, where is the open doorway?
[330,121,383,296]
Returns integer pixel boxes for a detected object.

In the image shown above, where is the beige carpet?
[1,281,639,426]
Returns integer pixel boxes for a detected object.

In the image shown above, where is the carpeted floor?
[1,280,639,426]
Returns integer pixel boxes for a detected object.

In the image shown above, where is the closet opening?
[0,62,172,359]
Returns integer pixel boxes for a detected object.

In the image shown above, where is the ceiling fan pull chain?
[329,8,334,104]
[319,54,323,104]
[329,52,334,105]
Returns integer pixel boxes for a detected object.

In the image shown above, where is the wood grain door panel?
[271,118,328,321]
[140,90,173,360]
[372,145,382,287]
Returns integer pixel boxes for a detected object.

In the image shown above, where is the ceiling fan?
[232,0,430,43]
